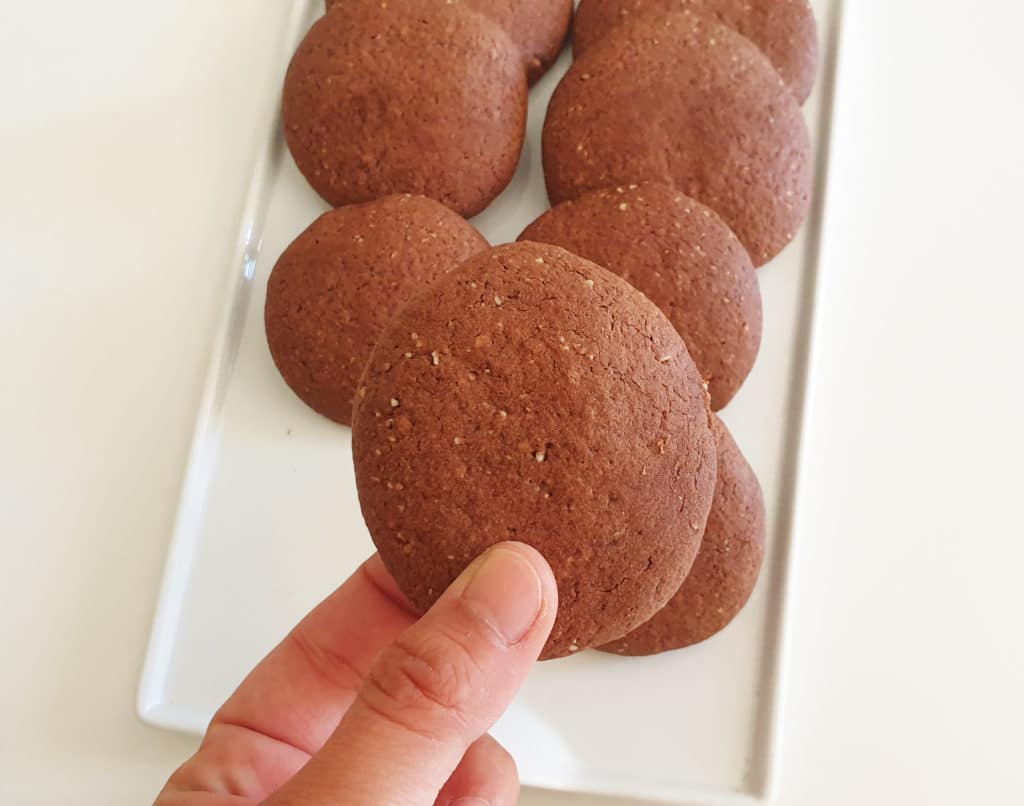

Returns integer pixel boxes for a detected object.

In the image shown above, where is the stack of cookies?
[264,0,817,661]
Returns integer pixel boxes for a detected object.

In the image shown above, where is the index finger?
[212,553,418,756]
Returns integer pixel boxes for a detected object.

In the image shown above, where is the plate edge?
[136,0,313,728]
[755,0,854,802]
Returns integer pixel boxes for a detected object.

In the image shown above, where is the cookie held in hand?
[352,242,718,659]
[600,416,766,655]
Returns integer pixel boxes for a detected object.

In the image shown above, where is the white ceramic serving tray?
[139,1,846,802]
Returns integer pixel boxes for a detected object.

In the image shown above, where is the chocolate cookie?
[264,195,489,426]
[351,242,717,659]
[542,12,812,265]
[325,0,574,85]
[520,182,761,410]
[573,0,818,103]
[600,416,765,655]
[285,0,527,217]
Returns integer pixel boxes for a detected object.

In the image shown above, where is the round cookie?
[600,416,765,655]
[264,195,489,426]
[325,0,574,85]
[573,0,818,103]
[520,182,762,410]
[352,242,717,659]
[285,0,527,217]
[542,12,812,265]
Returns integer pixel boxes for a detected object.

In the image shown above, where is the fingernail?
[451,798,489,806]
[461,546,544,645]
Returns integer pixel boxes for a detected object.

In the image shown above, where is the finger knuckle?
[360,627,482,738]
[289,624,364,692]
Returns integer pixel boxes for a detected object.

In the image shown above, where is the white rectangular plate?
[139,1,845,802]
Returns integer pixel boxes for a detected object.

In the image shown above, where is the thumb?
[267,541,558,806]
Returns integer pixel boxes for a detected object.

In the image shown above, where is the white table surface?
[2,2,1022,805]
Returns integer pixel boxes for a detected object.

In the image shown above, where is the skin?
[154,542,558,806]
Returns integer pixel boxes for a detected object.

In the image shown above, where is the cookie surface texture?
[543,12,812,265]
[351,242,718,659]
[573,0,818,103]
[520,182,762,410]
[600,416,766,655]
[265,195,489,426]
[286,0,527,216]
[326,0,575,85]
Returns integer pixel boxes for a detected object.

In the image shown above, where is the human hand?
[155,541,557,805]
